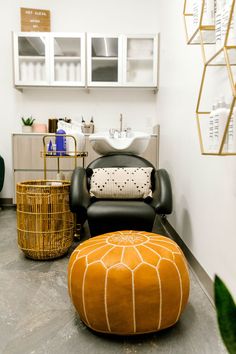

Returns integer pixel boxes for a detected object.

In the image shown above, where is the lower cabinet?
[12,133,159,203]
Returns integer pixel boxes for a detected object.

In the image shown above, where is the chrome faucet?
[109,114,132,138]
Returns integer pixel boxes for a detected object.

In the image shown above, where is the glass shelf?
[41,151,88,157]
[197,97,236,156]
[187,26,215,45]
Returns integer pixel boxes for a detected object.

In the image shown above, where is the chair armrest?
[151,169,172,215]
[0,155,5,192]
[69,167,90,221]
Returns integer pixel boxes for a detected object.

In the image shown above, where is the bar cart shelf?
[41,134,88,179]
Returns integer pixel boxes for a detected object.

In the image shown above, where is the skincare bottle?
[216,0,224,50]
[28,61,34,82]
[68,62,75,81]
[75,62,81,81]
[221,0,230,45]
[208,103,215,151]
[227,104,236,152]
[55,129,66,156]
[203,0,216,26]
[217,97,229,151]
[81,116,85,128]
[193,0,201,28]
[55,62,61,81]
[90,116,94,133]
[35,62,42,81]
[47,140,53,155]
[225,0,236,45]
[20,61,28,82]
[213,99,220,151]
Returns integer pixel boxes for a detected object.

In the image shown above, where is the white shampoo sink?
[89,131,150,155]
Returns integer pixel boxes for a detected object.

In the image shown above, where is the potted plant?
[214,275,236,353]
[21,116,35,133]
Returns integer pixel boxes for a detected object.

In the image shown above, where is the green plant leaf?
[214,275,236,354]
[21,116,35,126]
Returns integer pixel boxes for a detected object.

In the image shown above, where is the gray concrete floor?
[0,208,226,354]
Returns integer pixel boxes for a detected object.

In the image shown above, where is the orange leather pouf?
[68,230,190,335]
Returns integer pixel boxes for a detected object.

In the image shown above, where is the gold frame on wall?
[183,0,236,155]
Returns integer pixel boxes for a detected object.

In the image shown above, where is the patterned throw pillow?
[89,167,153,199]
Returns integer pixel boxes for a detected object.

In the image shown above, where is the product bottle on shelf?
[193,0,201,28]
[221,0,230,45]
[213,99,220,151]
[41,63,46,81]
[35,62,42,81]
[75,62,81,81]
[225,0,236,45]
[217,97,229,152]
[227,104,236,152]
[61,62,68,81]
[216,0,224,50]
[55,129,66,156]
[28,61,34,82]
[90,116,95,133]
[208,103,216,152]
[20,61,28,81]
[55,62,61,81]
[68,62,75,81]
[203,0,216,26]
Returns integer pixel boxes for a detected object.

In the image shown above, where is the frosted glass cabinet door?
[87,34,122,86]
[50,33,85,86]
[123,35,158,87]
[13,32,50,86]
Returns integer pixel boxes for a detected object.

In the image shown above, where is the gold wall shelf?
[183,0,236,155]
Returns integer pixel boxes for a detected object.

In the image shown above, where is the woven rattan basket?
[17,180,74,260]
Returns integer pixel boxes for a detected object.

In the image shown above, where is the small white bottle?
[217,97,229,151]
[208,103,216,152]
[203,0,216,26]
[20,61,28,81]
[75,62,81,82]
[61,62,68,81]
[221,0,230,46]
[35,61,42,81]
[193,0,201,28]
[226,0,236,45]
[55,62,61,81]
[216,0,224,50]
[213,99,220,151]
[68,62,75,81]
[227,104,236,152]
[41,62,46,81]
[28,61,34,82]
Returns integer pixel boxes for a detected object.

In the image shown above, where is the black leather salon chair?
[0,155,5,193]
[70,154,172,236]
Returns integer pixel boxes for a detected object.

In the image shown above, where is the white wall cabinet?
[123,35,158,87]
[87,34,158,88]
[87,34,123,87]
[12,133,159,203]
[13,32,158,89]
[13,32,86,87]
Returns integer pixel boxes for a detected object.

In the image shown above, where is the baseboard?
[0,198,14,206]
[160,217,214,306]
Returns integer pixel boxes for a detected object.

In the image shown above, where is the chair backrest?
[88,154,155,169]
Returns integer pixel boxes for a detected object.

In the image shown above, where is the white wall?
[157,1,236,296]
[0,0,159,198]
